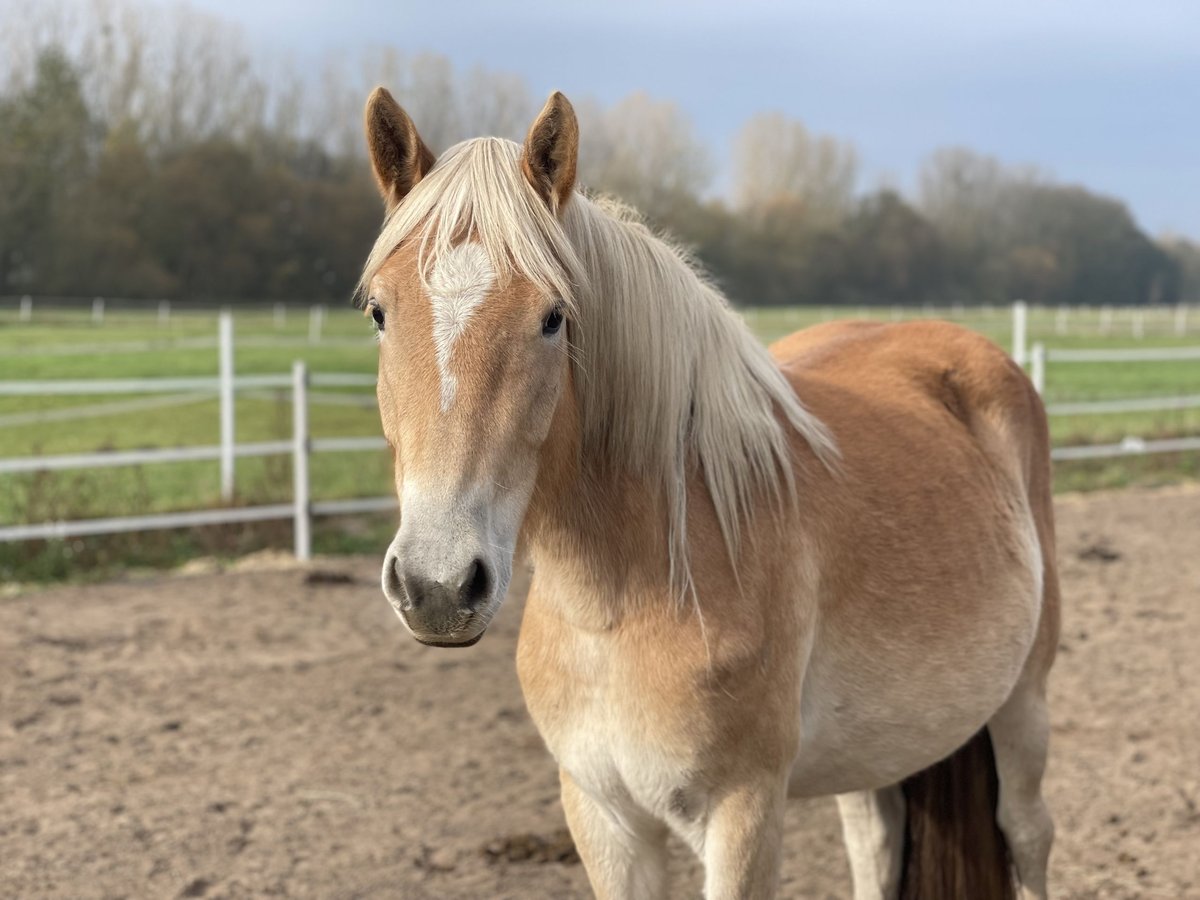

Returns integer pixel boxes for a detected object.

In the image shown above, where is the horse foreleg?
[835,785,906,900]
[559,769,669,900]
[702,774,788,899]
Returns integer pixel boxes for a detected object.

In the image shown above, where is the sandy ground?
[2,486,1198,899]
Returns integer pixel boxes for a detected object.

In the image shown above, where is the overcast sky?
[184,0,1199,237]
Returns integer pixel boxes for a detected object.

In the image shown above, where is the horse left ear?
[521,91,578,215]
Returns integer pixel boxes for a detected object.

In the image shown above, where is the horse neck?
[519,200,774,620]
[521,388,688,622]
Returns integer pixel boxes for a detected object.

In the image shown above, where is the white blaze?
[428,243,495,411]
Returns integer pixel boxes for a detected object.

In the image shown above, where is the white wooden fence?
[0,310,390,558]
[1,302,1198,556]
[0,360,392,559]
[1026,336,1200,461]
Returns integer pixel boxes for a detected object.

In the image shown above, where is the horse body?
[778,320,1052,796]
[517,319,1056,898]
[359,88,1058,899]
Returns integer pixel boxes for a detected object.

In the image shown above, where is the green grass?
[1,301,1198,582]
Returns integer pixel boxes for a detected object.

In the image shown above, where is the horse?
[358,86,1059,900]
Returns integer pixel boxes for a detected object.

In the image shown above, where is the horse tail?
[898,727,1016,900]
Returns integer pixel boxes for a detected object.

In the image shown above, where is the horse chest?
[519,624,701,826]
[555,694,686,823]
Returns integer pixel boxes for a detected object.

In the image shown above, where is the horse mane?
[358,137,837,594]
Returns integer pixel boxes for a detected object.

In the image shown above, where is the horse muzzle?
[381,544,501,647]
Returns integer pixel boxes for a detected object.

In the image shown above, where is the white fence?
[0,360,392,558]
[1,301,1199,555]
[1026,337,1200,461]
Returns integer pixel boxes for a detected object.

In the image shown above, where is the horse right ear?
[364,87,435,213]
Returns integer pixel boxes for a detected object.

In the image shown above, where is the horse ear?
[364,86,435,213]
[521,91,578,214]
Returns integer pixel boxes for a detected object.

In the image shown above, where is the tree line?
[1,0,1197,307]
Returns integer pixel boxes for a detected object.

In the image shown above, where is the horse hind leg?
[988,683,1055,900]
[835,785,906,900]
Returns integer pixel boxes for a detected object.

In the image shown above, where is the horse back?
[773,319,1051,522]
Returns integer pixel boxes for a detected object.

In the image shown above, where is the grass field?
[2,300,1198,580]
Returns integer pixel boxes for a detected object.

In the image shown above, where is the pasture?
[1,485,1196,898]
[2,300,1200,582]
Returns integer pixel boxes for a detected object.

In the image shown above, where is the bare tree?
[460,66,534,143]
[917,147,1046,240]
[2,0,271,148]
[577,91,712,222]
[733,112,858,229]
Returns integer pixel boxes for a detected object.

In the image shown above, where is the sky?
[185,0,1199,237]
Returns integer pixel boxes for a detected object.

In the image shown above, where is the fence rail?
[0,372,372,395]
[0,374,290,394]
[0,504,297,543]
[1051,436,1200,461]
[0,441,292,475]
[1043,346,1200,363]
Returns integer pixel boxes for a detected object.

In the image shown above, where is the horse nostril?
[460,557,491,609]
[384,554,409,609]
[401,572,428,611]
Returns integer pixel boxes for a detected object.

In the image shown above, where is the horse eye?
[542,307,564,337]
[370,302,385,330]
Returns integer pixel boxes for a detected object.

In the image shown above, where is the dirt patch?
[482,829,580,866]
[1,486,1197,898]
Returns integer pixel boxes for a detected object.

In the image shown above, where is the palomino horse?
[360,87,1059,900]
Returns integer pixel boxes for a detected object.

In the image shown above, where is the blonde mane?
[359,138,837,591]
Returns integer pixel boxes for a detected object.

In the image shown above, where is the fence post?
[1031,342,1046,395]
[1012,300,1028,366]
[1132,309,1144,339]
[218,310,235,501]
[1175,304,1188,337]
[158,300,170,328]
[274,302,286,329]
[19,295,32,322]
[292,360,311,561]
[1055,305,1068,336]
[309,304,324,343]
[92,296,105,325]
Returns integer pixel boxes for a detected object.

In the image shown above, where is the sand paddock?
[2,485,1197,898]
